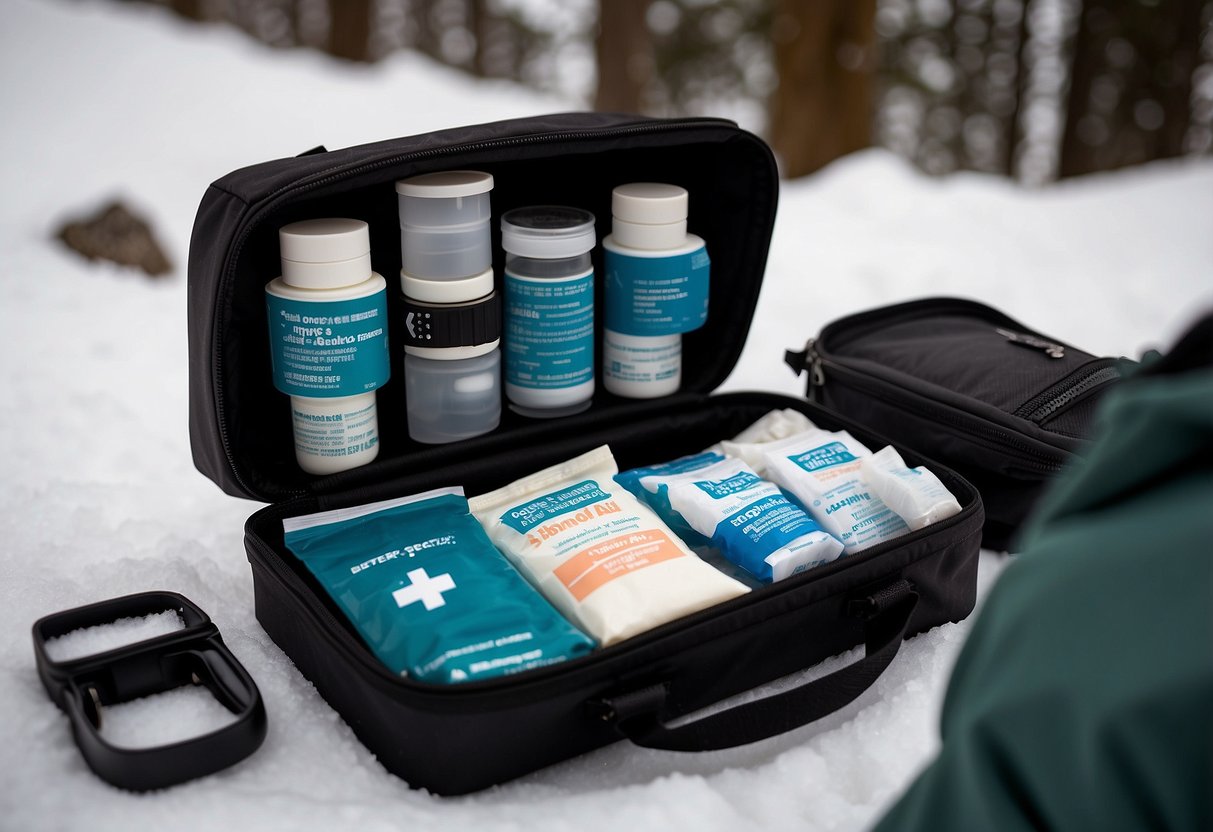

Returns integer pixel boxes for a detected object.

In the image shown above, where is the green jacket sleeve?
[873,320,1213,832]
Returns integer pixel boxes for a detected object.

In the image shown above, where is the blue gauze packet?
[282,486,596,684]
[638,457,844,583]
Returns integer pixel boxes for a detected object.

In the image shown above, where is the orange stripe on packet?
[553,529,687,602]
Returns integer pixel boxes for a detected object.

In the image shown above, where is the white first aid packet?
[470,446,750,647]
[730,408,818,444]
[760,429,910,554]
[861,446,962,530]
[713,409,821,473]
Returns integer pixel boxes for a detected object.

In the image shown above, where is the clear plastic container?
[404,349,501,444]
[396,171,493,280]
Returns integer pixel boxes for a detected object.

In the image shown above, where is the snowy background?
[1,1,1210,830]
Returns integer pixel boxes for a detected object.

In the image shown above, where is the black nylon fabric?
[802,297,1128,550]
[245,392,983,794]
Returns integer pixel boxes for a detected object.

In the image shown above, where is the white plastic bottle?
[265,219,390,475]
[602,183,710,398]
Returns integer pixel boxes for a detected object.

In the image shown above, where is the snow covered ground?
[1,1,1210,830]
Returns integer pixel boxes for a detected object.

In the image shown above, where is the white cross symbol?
[392,568,456,611]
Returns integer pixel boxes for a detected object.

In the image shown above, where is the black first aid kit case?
[187,113,985,795]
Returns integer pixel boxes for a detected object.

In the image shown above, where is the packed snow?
[1,1,1210,830]
[42,610,186,662]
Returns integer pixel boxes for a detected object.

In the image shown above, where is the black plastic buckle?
[31,591,267,791]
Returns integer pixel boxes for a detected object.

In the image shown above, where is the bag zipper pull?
[996,327,1066,359]
[784,338,826,400]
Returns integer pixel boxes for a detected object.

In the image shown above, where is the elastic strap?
[400,292,501,350]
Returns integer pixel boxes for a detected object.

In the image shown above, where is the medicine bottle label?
[291,398,380,460]
[504,269,594,391]
[603,332,681,389]
[604,245,710,336]
[266,289,391,398]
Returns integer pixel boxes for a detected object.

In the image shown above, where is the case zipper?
[211,117,738,499]
[1012,363,1122,423]
[790,347,1066,472]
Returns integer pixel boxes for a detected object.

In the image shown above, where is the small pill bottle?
[265,219,390,474]
[396,171,501,443]
[400,268,502,444]
[500,206,597,418]
[602,183,710,398]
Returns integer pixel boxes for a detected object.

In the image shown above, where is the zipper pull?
[808,340,825,390]
[995,327,1066,359]
[784,338,825,400]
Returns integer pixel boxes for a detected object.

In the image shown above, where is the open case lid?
[187,112,779,502]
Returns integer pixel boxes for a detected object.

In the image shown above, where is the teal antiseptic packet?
[282,487,596,684]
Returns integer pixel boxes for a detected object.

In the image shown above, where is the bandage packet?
[614,450,726,547]
[861,446,962,530]
[469,446,750,647]
[638,457,844,583]
[760,429,910,554]
[713,409,822,473]
[730,408,819,444]
[282,487,595,684]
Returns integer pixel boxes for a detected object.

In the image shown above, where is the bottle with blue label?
[500,206,597,418]
[265,219,390,475]
[602,183,710,398]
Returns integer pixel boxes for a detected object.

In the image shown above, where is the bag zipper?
[1011,363,1122,423]
[210,117,740,499]
[791,343,1066,473]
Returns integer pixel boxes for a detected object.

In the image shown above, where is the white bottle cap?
[612,183,688,224]
[401,266,495,305]
[501,206,597,260]
[611,183,688,250]
[279,218,372,289]
[395,170,494,198]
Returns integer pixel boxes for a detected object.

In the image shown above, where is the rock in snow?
[56,200,173,276]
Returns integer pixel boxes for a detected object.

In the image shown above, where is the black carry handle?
[597,579,918,752]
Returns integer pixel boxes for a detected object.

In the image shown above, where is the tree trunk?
[1004,0,1032,177]
[1059,1,1098,177]
[168,0,208,21]
[1150,0,1202,160]
[470,0,490,77]
[329,0,374,62]
[594,0,652,113]
[768,0,878,178]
